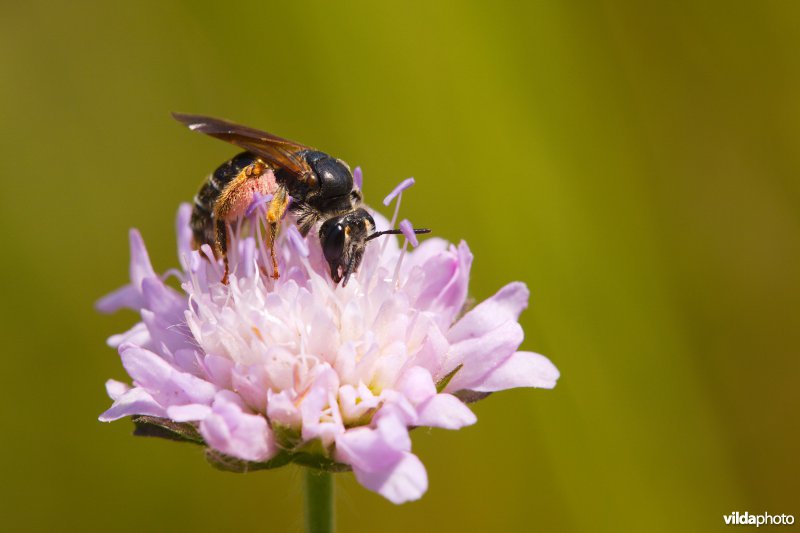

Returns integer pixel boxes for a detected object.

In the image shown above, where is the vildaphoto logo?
[724,512,795,527]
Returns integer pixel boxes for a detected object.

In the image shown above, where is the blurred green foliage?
[1,1,798,531]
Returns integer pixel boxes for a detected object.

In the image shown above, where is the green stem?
[304,468,335,533]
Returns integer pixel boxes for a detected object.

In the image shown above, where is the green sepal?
[291,438,351,472]
[436,364,463,393]
[292,451,352,473]
[453,389,492,404]
[272,422,303,450]
[205,449,293,473]
[343,405,380,429]
[131,415,204,445]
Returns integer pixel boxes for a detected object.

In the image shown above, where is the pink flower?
[97,178,558,504]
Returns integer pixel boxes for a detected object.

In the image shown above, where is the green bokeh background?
[2,2,798,531]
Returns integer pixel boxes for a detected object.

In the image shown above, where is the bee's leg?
[215,219,230,284]
[265,188,291,279]
[212,160,268,284]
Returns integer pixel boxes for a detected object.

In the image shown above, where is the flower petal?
[95,283,142,314]
[335,423,402,472]
[396,366,436,405]
[99,387,165,422]
[444,321,524,392]
[351,451,428,504]
[266,389,302,428]
[471,351,559,392]
[336,419,427,504]
[416,393,476,429]
[119,344,216,406]
[406,237,450,269]
[141,276,185,318]
[107,322,150,349]
[200,391,276,462]
[448,281,529,344]
[167,403,212,422]
[105,379,130,401]
[300,366,343,447]
[129,228,156,289]
[409,242,472,326]
[175,203,194,270]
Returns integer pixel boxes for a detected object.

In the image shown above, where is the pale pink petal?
[335,425,401,472]
[99,387,166,422]
[175,203,194,269]
[396,366,436,405]
[471,351,560,392]
[231,363,270,413]
[405,237,449,269]
[105,379,130,401]
[433,241,472,320]
[129,228,156,289]
[416,394,476,429]
[300,366,343,446]
[448,281,529,343]
[202,354,234,389]
[411,251,458,310]
[95,283,143,314]
[107,322,150,349]
[167,403,212,422]
[173,349,204,377]
[119,344,216,406]
[410,242,472,325]
[140,309,192,356]
[266,389,302,428]
[374,409,413,450]
[444,321,524,392]
[338,384,380,423]
[336,420,427,503]
[200,391,276,462]
[351,452,428,504]
[140,277,185,318]
[405,314,448,377]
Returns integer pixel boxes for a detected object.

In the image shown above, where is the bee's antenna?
[365,228,431,242]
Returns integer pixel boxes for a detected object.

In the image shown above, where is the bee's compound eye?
[322,223,345,263]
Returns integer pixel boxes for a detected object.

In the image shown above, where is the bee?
[173,113,430,285]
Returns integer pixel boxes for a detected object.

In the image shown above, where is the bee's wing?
[173,113,313,177]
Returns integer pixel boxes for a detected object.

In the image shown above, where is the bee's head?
[319,208,375,286]
[319,210,433,286]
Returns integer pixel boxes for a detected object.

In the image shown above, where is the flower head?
[98,176,558,503]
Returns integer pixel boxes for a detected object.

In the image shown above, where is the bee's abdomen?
[191,151,259,247]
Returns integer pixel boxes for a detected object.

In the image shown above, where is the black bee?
[173,113,429,285]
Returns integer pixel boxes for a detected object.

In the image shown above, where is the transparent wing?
[173,113,313,178]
